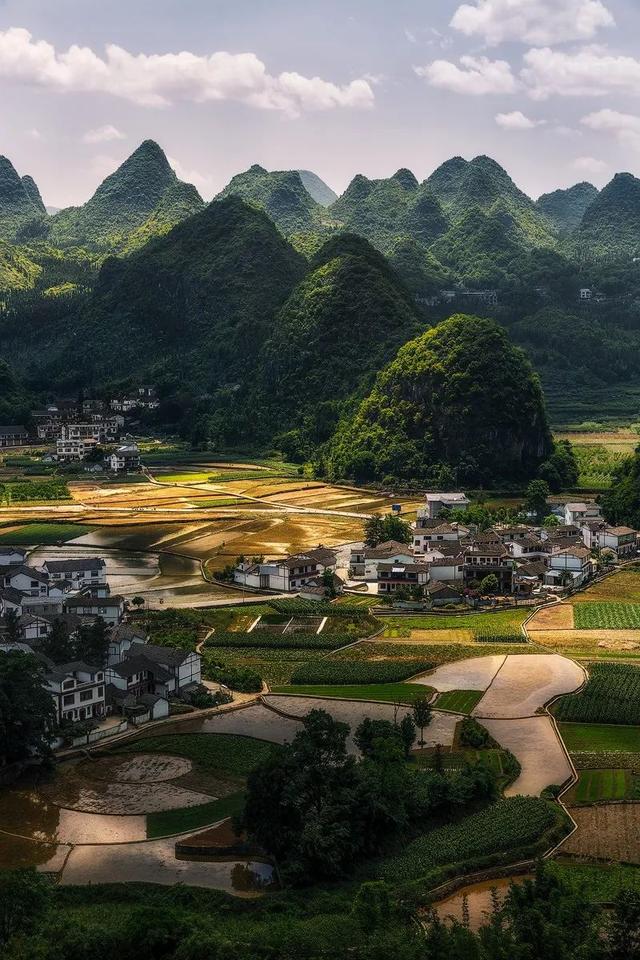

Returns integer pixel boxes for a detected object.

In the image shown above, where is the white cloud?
[582,108,640,150]
[572,156,608,176]
[416,55,517,95]
[495,110,543,130]
[167,155,214,198]
[451,0,614,46]
[522,46,640,100]
[26,126,42,139]
[83,124,125,144]
[0,26,374,117]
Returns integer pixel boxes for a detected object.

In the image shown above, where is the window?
[80,690,93,702]
[96,673,103,681]
[63,693,75,706]
[62,679,75,690]
[98,686,104,697]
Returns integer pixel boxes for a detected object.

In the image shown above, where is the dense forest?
[2,140,640,486]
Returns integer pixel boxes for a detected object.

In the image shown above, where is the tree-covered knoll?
[324,313,552,485]
[386,237,452,296]
[536,181,599,233]
[0,156,46,241]
[257,233,423,454]
[571,172,640,260]
[425,154,556,249]
[329,169,448,253]
[216,164,330,236]
[45,140,204,252]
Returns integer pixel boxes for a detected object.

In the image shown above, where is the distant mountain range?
[2,138,640,480]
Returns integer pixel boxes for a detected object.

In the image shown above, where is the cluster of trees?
[602,446,640,530]
[240,708,496,884]
[0,651,55,766]
[364,514,412,547]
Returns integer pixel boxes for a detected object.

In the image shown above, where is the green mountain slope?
[47,140,204,251]
[325,313,552,484]
[536,182,598,233]
[0,157,47,240]
[0,240,42,292]
[329,170,448,253]
[571,173,640,259]
[426,155,555,249]
[298,170,338,206]
[431,207,528,284]
[257,233,422,447]
[76,196,306,384]
[217,165,327,235]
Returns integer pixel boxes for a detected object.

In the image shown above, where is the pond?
[431,874,533,930]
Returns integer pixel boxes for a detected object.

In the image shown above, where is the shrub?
[459,717,494,749]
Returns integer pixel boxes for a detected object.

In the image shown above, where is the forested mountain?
[297,170,337,206]
[571,172,640,260]
[0,156,46,240]
[216,165,328,235]
[536,182,598,234]
[45,141,204,252]
[5,144,640,474]
[329,170,448,252]
[325,314,552,485]
[425,155,555,248]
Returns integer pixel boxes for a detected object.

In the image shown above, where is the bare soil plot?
[481,716,573,796]
[561,804,640,863]
[412,655,505,692]
[263,695,460,752]
[531,630,640,655]
[528,604,575,630]
[473,655,585,719]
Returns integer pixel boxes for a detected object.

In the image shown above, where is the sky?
[1,0,640,207]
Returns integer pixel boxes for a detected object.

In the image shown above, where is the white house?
[413,520,465,554]
[0,547,27,566]
[377,562,429,595]
[64,594,125,626]
[564,501,601,527]
[0,425,28,448]
[235,547,337,591]
[427,555,465,582]
[546,547,594,587]
[6,566,50,597]
[424,492,470,520]
[44,661,107,724]
[107,623,148,665]
[106,643,201,706]
[584,524,638,558]
[57,437,99,461]
[363,541,415,582]
[108,444,141,472]
[43,557,107,588]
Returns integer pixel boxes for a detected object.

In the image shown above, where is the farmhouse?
[108,444,141,472]
[43,557,107,587]
[234,547,337,592]
[0,425,28,448]
[45,661,107,724]
[64,593,125,626]
[377,561,429,595]
[423,492,470,519]
[363,541,415,581]
[546,547,594,587]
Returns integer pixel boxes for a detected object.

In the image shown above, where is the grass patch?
[0,522,92,544]
[571,768,630,804]
[116,733,275,777]
[435,690,484,713]
[559,722,640,753]
[574,603,640,630]
[146,792,245,839]
[550,859,640,901]
[270,683,433,703]
[382,610,528,639]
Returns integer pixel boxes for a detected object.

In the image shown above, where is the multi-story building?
[44,661,107,723]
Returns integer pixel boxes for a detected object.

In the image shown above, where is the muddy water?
[432,875,533,930]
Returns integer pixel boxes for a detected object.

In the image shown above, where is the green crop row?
[206,631,352,650]
[289,658,433,685]
[554,662,640,725]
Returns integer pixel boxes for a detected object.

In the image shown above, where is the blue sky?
[1,0,639,206]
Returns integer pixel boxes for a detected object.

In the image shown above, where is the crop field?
[567,769,635,805]
[333,641,542,668]
[381,796,562,886]
[382,610,528,639]
[435,690,484,713]
[561,804,640,864]
[270,682,434,703]
[574,603,640,630]
[0,522,92,544]
[549,860,640,901]
[289,658,434,685]
[203,646,326,685]
[206,631,352,650]
[573,570,640,604]
[554,662,640,725]
[559,722,640,753]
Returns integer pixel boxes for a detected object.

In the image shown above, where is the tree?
[41,618,73,664]
[479,573,499,595]
[354,718,402,758]
[608,889,640,960]
[76,617,109,666]
[2,609,20,644]
[525,479,550,519]
[131,596,145,610]
[0,652,56,765]
[412,696,433,747]
[322,568,337,598]
[364,514,412,547]
[352,881,391,933]
[399,714,416,758]
[0,868,51,947]
[543,514,560,527]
